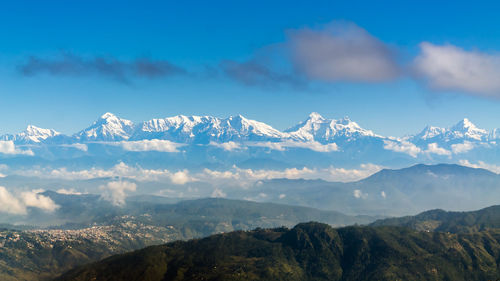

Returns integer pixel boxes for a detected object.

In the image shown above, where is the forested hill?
[371,205,500,233]
[55,222,500,281]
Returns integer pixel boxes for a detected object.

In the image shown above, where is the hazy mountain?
[241,164,500,216]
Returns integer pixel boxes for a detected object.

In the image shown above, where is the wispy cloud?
[11,162,381,186]
[119,139,185,152]
[247,140,339,152]
[288,21,400,82]
[220,59,304,89]
[414,43,500,98]
[19,53,186,83]
[425,142,451,156]
[220,21,400,89]
[451,141,475,154]
[458,160,500,174]
[383,140,421,158]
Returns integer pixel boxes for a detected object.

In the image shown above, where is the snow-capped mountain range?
[1,112,498,161]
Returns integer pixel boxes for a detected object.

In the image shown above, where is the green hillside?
[55,222,500,281]
[371,205,500,233]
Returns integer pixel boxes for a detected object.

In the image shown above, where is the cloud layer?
[20,53,186,83]
[12,162,382,186]
[414,43,500,97]
[288,22,399,82]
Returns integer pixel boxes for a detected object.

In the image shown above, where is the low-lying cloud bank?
[10,162,382,185]
[0,187,59,215]
[119,139,185,152]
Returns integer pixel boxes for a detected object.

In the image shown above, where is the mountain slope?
[0,125,60,144]
[133,114,286,143]
[74,113,135,142]
[0,197,376,281]
[55,222,500,281]
[285,112,380,143]
[371,204,500,233]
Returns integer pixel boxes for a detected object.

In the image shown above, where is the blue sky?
[1,0,499,136]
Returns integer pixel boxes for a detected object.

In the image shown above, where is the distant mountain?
[285,112,380,143]
[243,164,500,216]
[74,112,135,142]
[0,197,376,280]
[0,112,499,169]
[0,125,60,144]
[410,118,489,145]
[55,221,500,281]
[371,204,500,233]
[133,114,286,143]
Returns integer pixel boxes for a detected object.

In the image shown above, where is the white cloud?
[0,141,34,156]
[458,160,500,174]
[0,186,27,214]
[14,163,381,189]
[353,189,367,199]
[248,140,338,152]
[56,188,84,195]
[201,163,382,184]
[20,190,59,212]
[209,141,245,151]
[288,21,399,82]
[211,188,227,198]
[425,143,451,156]
[119,139,184,152]
[0,187,59,215]
[383,140,421,157]
[20,162,196,184]
[414,42,500,97]
[60,143,88,151]
[170,170,192,185]
[451,141,475,154]
[100,181,137,206]
[279,193,286,199]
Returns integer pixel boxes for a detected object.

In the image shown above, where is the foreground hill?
[55,222,500,281]
[0,198,374,281]
[371,205,500,233]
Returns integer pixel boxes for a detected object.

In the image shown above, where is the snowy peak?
[76,112,135,141]
[450,118,487,140]
[4,125,62,144]
[222,115,284,139]
[413,118,488,143]
[307,112,325,121]
[285,113,377,143]
[135,114,285,143]
[414,126,447,140]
